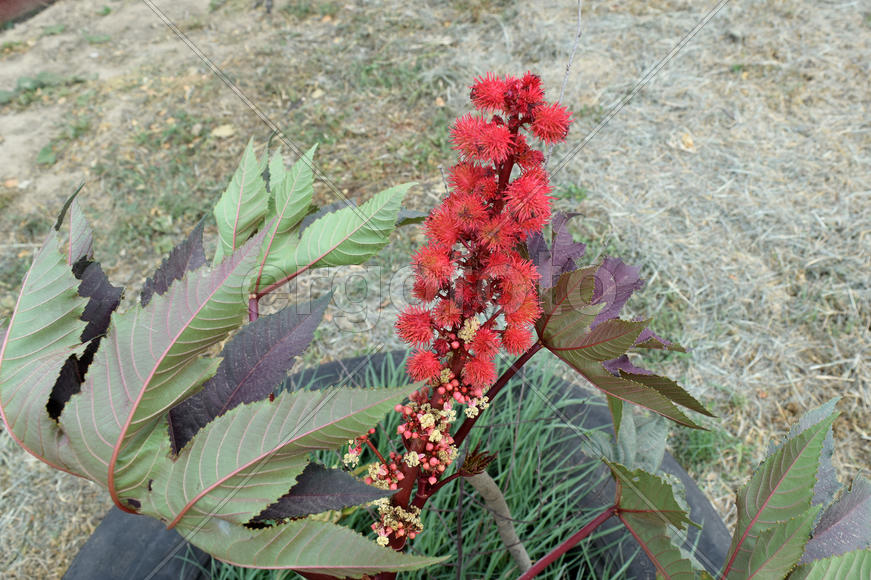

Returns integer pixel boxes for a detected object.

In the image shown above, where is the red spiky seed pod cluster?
[374,72,572,546]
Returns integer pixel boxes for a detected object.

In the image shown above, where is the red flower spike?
[407,349,442,381]
[396,306,435,346]
[530,102,573,143]
[381,72,571,549]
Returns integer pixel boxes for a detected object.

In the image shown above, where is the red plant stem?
[517,505,617,580]
[452,340,543,448]
[413,472,462,506]
[248,296,259,322]
[365,437,387,465]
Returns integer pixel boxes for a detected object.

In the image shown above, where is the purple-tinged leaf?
[213,139,269,264]
[146,385,414,528]
[791,549,871,580]
[178,518,445,575]
[620,372,715,418]
[536,265,602,346]
[591,257,644,328]
[801,475,871,563]
[776,399,841,509]
[141,219,206,307]
[48,259,122,420]
[548,318,649,362]
[635,327,686,352]
[721,409,837,579]
[736,507,819,580]
[61,230,266,504]
[251,462,392,522]
[550,352,704,429]
[603,354,653,376]
[527,212,586,289]
[0,229,88,473]
[76,260,123,344]
[168,293,330,454]
[607,461,699,579]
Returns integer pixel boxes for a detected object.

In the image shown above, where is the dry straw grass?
[0,0,868,577]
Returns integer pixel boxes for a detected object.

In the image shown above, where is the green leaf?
[551,354,704,429]
[607,394,623,438]
[0,229,87,472]
[721,409,837,578]
[146,384,415,528]
[733,507,819,580]
[213,139,268,264]
[619,373,715,418]
[61,231,266,503]
[282,183,413,275]
[254,146,317,292]
[268,145,316,236]
[790,549,871,580]
[178,518,445,576]
[607,461,698,579]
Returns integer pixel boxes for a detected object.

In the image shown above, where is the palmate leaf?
[168,293,331,453]
[607,461,699,579]
[146,385,415,528]
[61,230,266,506]
[790,549,871,580]
[179,517,445,577]
[213,139,269,265]
[549,349,704,429]
[720,407,837,579]
[536,264,709,430]
[252,462,392,522]
[0,228,88,473]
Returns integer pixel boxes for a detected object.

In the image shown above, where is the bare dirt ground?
[0,0,868,578]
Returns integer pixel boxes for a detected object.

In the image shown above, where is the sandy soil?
[0,0,868,578]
